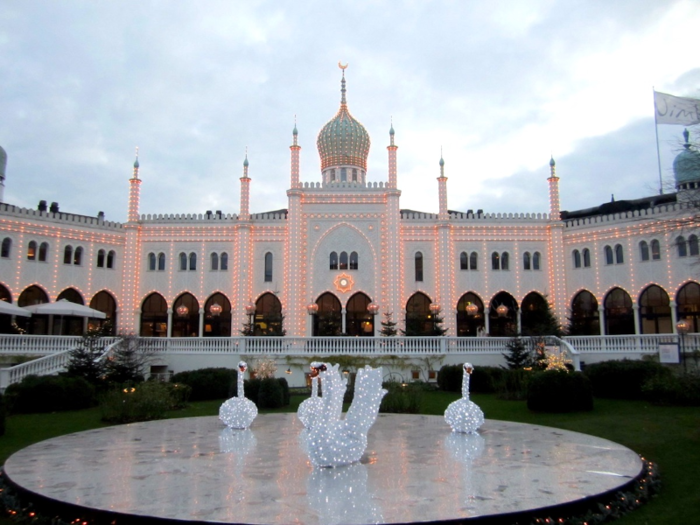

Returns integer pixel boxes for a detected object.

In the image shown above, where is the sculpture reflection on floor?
[219,361,258,430]
[304,364,387,468]
[444,362,484,434]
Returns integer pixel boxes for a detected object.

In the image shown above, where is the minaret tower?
[546,156,566,328]
[285,121,305,335]
[122,148,143,333]
[240,151,251,220]
[437,151,449,221]
[290,117,301,188]
[0,144,7,203]
[234,151,253,337]
[435,151,454,334]
[387,119,398,188]
[383,123,402,325]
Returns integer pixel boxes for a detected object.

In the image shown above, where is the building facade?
[1,73,699,339]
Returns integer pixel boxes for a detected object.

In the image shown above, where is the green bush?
[100,381,185,423]
[437,365,462,392]
[257,377,285,409]
[642,371,700,406]
[170,367,237,401]
[584,359,672,400]
[470,366,506,393]
[527,370,593,412]
[277,377,291,406]
[5,375,97,413]
[163,381,192,409]
[0,393,5,436]
[379,382,423,413]
[493,368,531,400]
[244,378,261,404]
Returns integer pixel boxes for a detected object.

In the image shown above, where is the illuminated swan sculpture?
[306,364,387,468]
[444,362,484,434]
[219,361,258,429]
[297,362,324,428]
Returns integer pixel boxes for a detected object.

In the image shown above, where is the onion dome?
[317,69,370,171]
[674,129,700,188]
[0,144,6,182]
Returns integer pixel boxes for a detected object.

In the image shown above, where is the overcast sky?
[1,1,698,222]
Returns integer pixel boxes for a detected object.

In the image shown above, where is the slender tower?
[234,153,253,335]
[546,156,567,326]
[0,144,7,203]
[122,149,143,333]
[286,122,305,335]
[435,152,453,334]
[290,118,301,188]
[384,123,402,326]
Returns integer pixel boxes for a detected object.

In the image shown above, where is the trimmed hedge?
[380,381,423,413]
[642,371,700,406]
[244,377,291,409]
[583,359,672,400]
[5,375,97,413]
[100,381,192,423]
[470,366,507,394]
[170,367,237,401]
[527,370,593,412]
[437,365,462,392]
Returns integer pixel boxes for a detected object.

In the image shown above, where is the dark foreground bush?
[0,393,5,436]
[584,359,672,400]
[100,381,191,423]
[5,375,97,413]
[277,377,291,406]
[380,382,423,413]
[171,367,237,401]
[527,371,593,412]
[470,366,506,393]
[437,365,462,392]
[642,371,700,406]
[493,368,531,400]
[244,377,290,409]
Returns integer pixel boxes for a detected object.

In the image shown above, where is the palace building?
[1,72,699,340]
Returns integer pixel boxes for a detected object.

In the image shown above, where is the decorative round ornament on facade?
[334,273,354,293]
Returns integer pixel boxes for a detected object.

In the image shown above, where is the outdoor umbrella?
[0,300,32,317]
[22,299,107,319]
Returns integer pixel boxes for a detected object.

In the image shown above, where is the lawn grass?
[1,392,697,524]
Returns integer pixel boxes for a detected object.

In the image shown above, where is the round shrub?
[470,366,506,393]
[277,377,291,406]
[584,359,672,400]
[493,368,531,400]
[642,371,700,406]
[5,375,97,413]
[100,381,182,423]
[170,367,237,401]
[380,382,423,413]
[527,371,593,412]
[437,365,462,392]
[257,377,284,409]
[244,378,261,404]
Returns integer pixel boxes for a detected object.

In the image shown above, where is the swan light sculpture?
[219,361,258,429]
[444,362,484,434]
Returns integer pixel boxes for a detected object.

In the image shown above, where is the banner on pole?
[654,91,700,125]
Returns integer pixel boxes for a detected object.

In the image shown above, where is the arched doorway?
[676,282,700,332]
[254,293,284,336]
[569,290,599,335]
[405,292,433,336]
[639,285,672,334]
[520,292,551,336]
[489,291,518,337]
[0,284,13,334]
[346,292,373,337]
[204,293,231,337]
[89,291,117,334]
[172,293,200,337]
[17,285,49,334]
[604,288,634,335]
[140,293,168,337]
[313,293,342,336]
[55,288,85,335]
[456,292,484,337]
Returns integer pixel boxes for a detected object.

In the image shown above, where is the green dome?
[316,74,370,171]
[674,130,700,187]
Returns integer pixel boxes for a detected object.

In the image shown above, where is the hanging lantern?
[307,303,319,315]
[465,303,479,316]
[429,303,441,315]
[209,302,223,317]
[176,305,189,317]
[677,318,691,334]
[367,302,380,315]
[496,304,509,317]
[245,301,256,316]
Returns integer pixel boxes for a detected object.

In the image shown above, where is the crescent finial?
[338,61,348,70]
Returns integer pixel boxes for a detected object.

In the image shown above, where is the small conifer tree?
[503,337,531,369]
[380,312,398,337]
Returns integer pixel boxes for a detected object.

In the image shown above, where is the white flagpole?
[653,88,664,195]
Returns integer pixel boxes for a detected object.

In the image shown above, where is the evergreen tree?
[65,324,112,384]
[503,337,531,369]
[429,313,448,336]
[240,319,254,337]
[521,295,562,337]
[380,312,398,337]
[104,335,155,384]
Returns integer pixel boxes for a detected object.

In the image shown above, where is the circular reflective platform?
[4,414,643,524]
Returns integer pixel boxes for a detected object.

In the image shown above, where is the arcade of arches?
[2,283,700,336]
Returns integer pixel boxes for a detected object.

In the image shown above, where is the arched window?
[639,241,649,261]
[254,292,284,336]
[330,169,336,181]
[312,292,342,336]
[204,293,232,337]
[17,285,50,335]
[639,285,672,334]
[523,252,531,270]
[614,244,624,264]
[456,292,484,337]
[573,249,581,268]
[346,292,373,336]
[491,252,500,270]
[189,252,197,271]
[583,248,591,267]
[352,169,358,182]
[140,293,168,337]
[349,251,358,270]
[27,241,37,260]
[158,252,165,271]
[97,249,106,268]
[63,245,73,265]
[211,252,219,271]
[148,252,156,271]
[90,291,117,334]
[264,252,273,282]
[172,293,199,337]
[521,292,548,336]
[651,240,661,260]
[179,252,187,271]
[677,236,687,257]
[329,251,338,270]
[415,252,423,281]
[470,252,478,270]
[73,246,83,266]
[604,245,613,265]
[220,252,228,271]
[107,250,115,269]
[38,242,48,262]
[604,288,634,335]
[340,167,347,182]
[1,237,11,258]
[570,290,599,335]
[501,252,509,270]
[533,251,541,270]
[405,292,432,336]
[460,252,468,270]
[690,234,699,256]
[339,251,348,270]
[489,291,518,337]
[677,282,700,332]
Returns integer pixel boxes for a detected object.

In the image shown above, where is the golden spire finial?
[338,61,348,70]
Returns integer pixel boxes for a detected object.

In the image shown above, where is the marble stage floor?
[4,414,643,524]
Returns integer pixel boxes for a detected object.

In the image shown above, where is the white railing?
[564,334,695,354]
[0,335,89,355]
